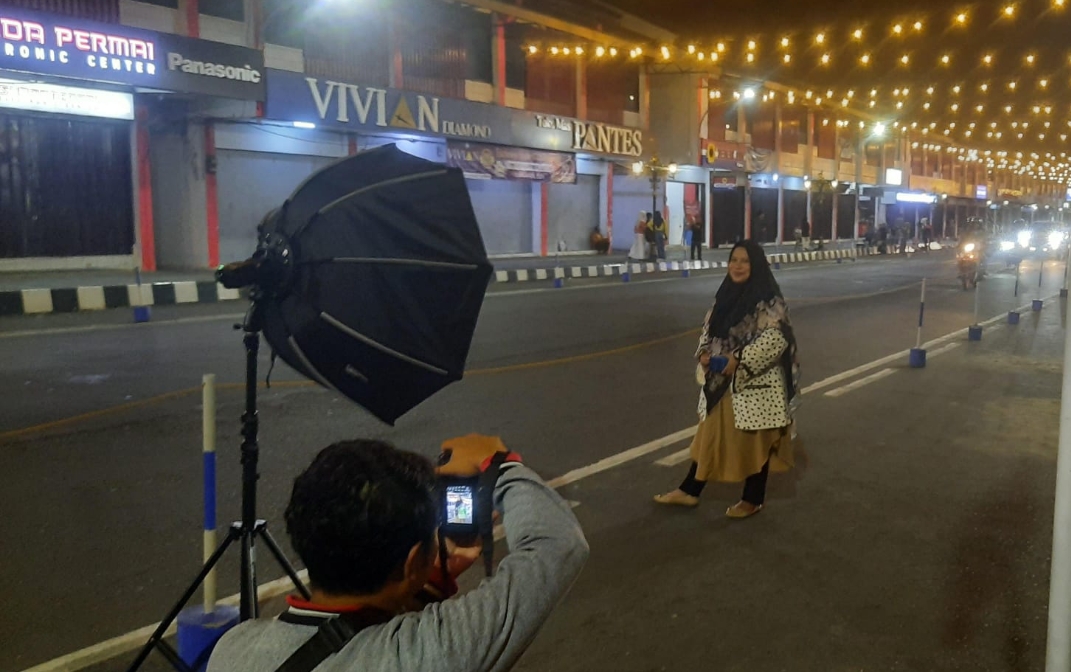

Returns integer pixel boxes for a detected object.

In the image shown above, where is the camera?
[438,476,480,537]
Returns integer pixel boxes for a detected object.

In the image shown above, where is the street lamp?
[632,156,679,217]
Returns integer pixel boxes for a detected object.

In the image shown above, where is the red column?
[540,182,549,256]
[494,17,507,107]
[204,123,220,268]
[185,0,199,38]
[135,105,156,272]
[605,163,614,243]
[348,134,358,156]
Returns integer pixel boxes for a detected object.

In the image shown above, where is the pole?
[1045,307,1071,672]
[917,278,926,350]
[203,374,217,614]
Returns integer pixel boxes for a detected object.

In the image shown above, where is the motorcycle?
[957,242,982,290]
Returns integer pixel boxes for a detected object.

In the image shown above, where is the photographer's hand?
[437,434,518,477]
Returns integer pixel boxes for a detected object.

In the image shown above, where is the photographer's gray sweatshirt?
[206,464,590,672]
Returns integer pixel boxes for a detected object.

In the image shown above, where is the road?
[0,252,1065,671]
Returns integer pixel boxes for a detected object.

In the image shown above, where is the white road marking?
[823,368,897,398]
[0,313,245,339]
[654,447,692,467]
[927,342,962,358]
[546,428,696,489]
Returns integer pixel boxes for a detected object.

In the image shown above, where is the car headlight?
[963,243,976,253]
[1000,241,1016,252]
[1049,231,1065,250]
[1018,231,1033,248]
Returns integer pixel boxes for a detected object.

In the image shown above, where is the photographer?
[207,434,588,672]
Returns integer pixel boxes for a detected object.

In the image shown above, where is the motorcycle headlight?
[1000,241,1016,252]
[963,243,976,253]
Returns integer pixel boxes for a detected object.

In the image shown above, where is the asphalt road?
[1,252,1066,671]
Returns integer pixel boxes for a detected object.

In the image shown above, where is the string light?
[781,36,790,48]
[956,12,968,24]
[717,42,726,52]
[893,24,903,35]
[860,53,871,65]
[853,29,863,40]
[783,53,791,64]
[815,32,825,44]
[821,53,830,65]
[901,54,910,65]
[983,54,993,65]
[595,46,605,57]
[914,21,923,30]
[1004,4,1016,17]
[747,40,757,50]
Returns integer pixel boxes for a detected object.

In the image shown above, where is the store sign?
[0,77,132,119]
[534,115,642,156]
[266,69,644,158]
[976,185,988,200]
[711,175,738,189]
[999,188,1024,199]
[896,192,936,204]
[0,8,264,100]
[702,140,746,171]
[446,141,576,183]
[885,168,903,186]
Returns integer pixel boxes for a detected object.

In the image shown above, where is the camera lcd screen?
[445,485,474,526]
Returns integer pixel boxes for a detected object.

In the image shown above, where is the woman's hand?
[699,352,711,370]
[723,355,739,377]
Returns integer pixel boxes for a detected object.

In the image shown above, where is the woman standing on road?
[655,240,798,518]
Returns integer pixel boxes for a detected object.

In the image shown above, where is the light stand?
[126,254,310,672]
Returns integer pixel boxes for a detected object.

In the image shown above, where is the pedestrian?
[793,223,803,250]
[755,211,768,243]
[654,240,798,518]
[629,210,649,261]
[651,211,668,260]
[690,215,705,261]
[643,212,656,260]
[800,217,811,250]
[589,226,610,254]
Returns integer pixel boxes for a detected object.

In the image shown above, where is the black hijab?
[707,240,783,339]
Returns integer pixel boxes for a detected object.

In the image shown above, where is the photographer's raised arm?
[394,464,589,672]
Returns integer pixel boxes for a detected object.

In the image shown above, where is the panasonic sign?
[167,52,261,84]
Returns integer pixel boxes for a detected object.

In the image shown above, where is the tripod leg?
[239,526,258,620]
[256,523,312,600]
[126,528,240,672]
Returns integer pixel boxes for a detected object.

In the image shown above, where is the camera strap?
[477,452,509,575]
[274,607,394,672]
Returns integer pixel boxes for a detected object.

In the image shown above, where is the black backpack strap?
[275,609,392,672]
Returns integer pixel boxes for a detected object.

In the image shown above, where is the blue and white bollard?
[177,375,239,671]
[553,277,564,289]
[909,279,927,368]
[968,275,983,341]
[133,267,151,323]
[622,271,630,283]
[1009,261,1022,325]
[1034,261,1045,311]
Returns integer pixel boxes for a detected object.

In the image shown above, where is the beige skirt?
[690,393,794,483]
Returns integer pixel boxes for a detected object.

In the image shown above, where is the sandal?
[653,490,699,508]
[726,502,763,519]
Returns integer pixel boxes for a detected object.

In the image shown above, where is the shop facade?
[0,5,265,271]
[223,68,646,260]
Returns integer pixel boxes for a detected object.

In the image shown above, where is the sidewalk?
[0,241,918,317]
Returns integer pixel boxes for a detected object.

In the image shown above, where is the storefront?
[254,69,643,257]
[0,6,265,271]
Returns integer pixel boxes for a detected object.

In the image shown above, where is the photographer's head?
[285,440,438,610]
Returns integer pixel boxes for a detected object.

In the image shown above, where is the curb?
[0,248,894,316]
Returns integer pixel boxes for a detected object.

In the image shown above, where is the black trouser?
[690,239,703,260]
[679,460,771,505]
